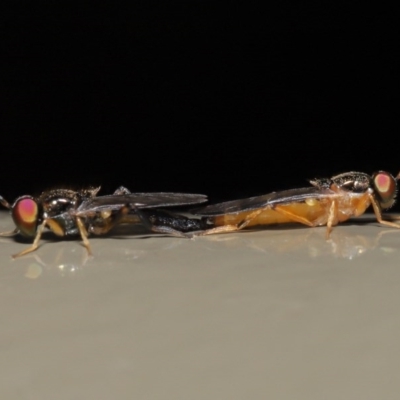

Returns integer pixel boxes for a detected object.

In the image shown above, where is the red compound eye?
[372,171,397,209]
[12,197,39,237]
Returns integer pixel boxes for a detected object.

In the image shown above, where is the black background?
[2,3,399,208]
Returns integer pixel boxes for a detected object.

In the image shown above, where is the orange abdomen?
[213,202,327,227]
[212,193,371,228]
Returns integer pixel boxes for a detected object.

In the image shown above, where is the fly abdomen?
[147,211,210,233]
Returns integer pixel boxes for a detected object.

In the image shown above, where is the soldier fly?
[0,186,208,258]
[192,171,400,237]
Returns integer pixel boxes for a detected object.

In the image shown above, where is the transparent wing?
[193,187,338,216]
[77,192,207,214]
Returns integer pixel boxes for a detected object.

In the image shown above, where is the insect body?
[192,171,400,237]
[0,186,207,258]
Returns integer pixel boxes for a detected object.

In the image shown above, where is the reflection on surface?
[14,238,188,279]
[1,219,400,280]
[196,225,400,261]
[3,215,400,399]
[20,247,90,279]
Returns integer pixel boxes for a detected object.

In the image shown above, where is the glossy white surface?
[1,212,400,399]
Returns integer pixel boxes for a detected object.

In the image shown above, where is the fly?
[0,186,208,258]
[192,171,400,237]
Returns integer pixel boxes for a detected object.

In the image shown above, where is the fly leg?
[272,205,315,226]
[189,224,243,237]
[325,200,338,239]
[12,220,47,258]
[78,205,133,255]
[192,209,264,237]
[76,217,93,256]
[273,204,338,239]
[0,228,18,237]
[87,205,132,236]
[369,194,400,229]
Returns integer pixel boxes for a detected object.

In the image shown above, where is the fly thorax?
[43,197,76,216]
[330,172,371,192]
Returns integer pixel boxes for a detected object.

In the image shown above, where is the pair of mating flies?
[1,170,400,258]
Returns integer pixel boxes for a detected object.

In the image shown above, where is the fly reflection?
[197,223,399,260]
[18,237,187,279]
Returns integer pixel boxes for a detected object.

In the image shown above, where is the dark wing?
[77,192,207,214]
[194,187,338,216]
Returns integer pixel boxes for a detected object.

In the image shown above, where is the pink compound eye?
[372,171,397,209]
[12,197,39,237]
